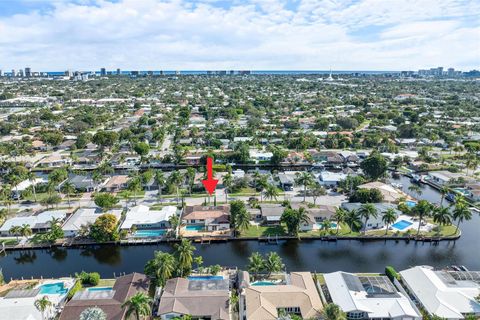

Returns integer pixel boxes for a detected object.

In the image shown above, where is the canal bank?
[0,175,478,279]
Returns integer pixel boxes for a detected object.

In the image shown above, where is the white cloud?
[0,0,478,71]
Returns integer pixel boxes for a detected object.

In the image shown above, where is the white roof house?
[400,266,480,319]
[0,210,67,235]
[62,208,122,237]
[324,272,421,320]
[318,171,347,186]
[120,205,177,230]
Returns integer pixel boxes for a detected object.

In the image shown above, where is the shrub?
[77,271,101,286]
[385,266,399,281]
[67,280,82,299]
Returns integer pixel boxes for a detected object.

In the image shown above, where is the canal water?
[1,175,479,279]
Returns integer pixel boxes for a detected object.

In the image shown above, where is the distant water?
[5,70,398,77]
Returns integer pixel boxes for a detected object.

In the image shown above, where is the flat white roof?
[324,271,420,319]
[0,210,67,232]
[400,266,480,319]
[62,208,122,232]
[13,178,46,192]
[120,205,177,229]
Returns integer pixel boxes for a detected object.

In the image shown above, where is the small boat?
[391,183,403,189]
[411,174,422,184]
[460,265,469,271]
[392,172,400,179]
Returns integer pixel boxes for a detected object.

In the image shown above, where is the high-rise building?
[447,68,455,76]
[0,70,2,77]
[11,69,15,77]
[18,69,24,77]
[65,70,74,77]
[100,68,106,76]
[25,67,31,77]
[116,68,121,75]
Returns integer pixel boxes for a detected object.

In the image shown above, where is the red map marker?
[202,157,218,195]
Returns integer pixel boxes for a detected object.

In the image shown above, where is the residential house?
[318,171,347,187]
[102,175,129,192]
[400,266,480,319]
[290,203,336,231]
[0,210,67,236]
[258,204,284,225]
[59,273,149,320]
[323,271,421,320]
[239,271,323,320]
[278,173,295,191]
[427,171,469,188]
[62,208,122,237]
[357,181,405,203]
[182,205,230,232]
[341,203,401,230]
[157,277,231,320]
[36,154,72,168]
[120,205,177,231]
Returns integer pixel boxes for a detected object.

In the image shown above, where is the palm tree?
[223,173,233,203]
[122,292,152,320]
[10,175,22,203]
[333,208,347,235]
[145,251,176,287]
[413,200,433,235]
[185,167,196,195]
[358,203,378,235]
[263,183,279,202]
[257,175,268,202]
[251,171,261,197]
[310,183,327,205]
[34,296,52,320]
[408,184,422,199]
[168,215,180,238]
[27,171,38,203]
[382,208,397,235]
[120,190,132,210]
[432,206,453,234]
[322,303,347,320]
[321,218,332,235]
[235,208,251,235]
[169,170,183,205]
[127,174,142,205]
[248,252,265,280]
[345,209,361,233]
[61,181,76,208]
[155,170,166,200]
[264,252,284,277]
[175,239,196,277]
[9,225,22,241]
[19,224,32,239]
[79,307,107,320]
[439,186,450,207]
[452,199,472,235]
[295,172,315,202]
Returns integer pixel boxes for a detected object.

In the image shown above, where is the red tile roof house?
[181,205,230,232]
[59,273,149,320]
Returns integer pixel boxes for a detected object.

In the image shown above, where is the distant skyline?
[0,0,479,71]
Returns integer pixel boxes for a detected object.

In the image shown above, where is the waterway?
[1,175,479,279]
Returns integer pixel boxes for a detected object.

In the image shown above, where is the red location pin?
[202,157,218,195]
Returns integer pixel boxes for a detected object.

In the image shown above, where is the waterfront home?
[61,174,107,192]
[59,273,149,320]
[399,266,480,319]
[427,171,470,187]
[258,203,284,225]
[62,208,123,237]
[36,154,72,168]
[120,205,178,231]
[290,204,336,231]
[341,203,400,230]
[250,150,273,162]
[181,205,230,232]
[278,173,295,191]
[0,210,67,236]
[357,181,405,203]
[0,278,75,320]
[323,271,421,320]
[318,171,347,187]
[238,271,323,320]
[157,277,231,320]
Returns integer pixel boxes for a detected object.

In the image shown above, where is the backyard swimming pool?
[315,222,338,229]
[87,287,113,292]
[251,281,277,286]
[185,225,205,231]
[187,275,223,281]
[405,200,416,208]
[133,229,167,237]
[391,220,413,231]
[39,282,68,295]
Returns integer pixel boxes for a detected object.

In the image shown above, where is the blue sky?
[0,0,478,71]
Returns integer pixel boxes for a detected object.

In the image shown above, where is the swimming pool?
[391,220,413,231]
[315,222,338,229]
[405,200,416,208]
[185,225,204,231]
[252,281,277,286]
[187,275,223,281]
[133,229,167,237]
[87,287,113,292]
[39,282,68,295]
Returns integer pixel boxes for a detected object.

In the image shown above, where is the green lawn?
[0,239,18,245]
